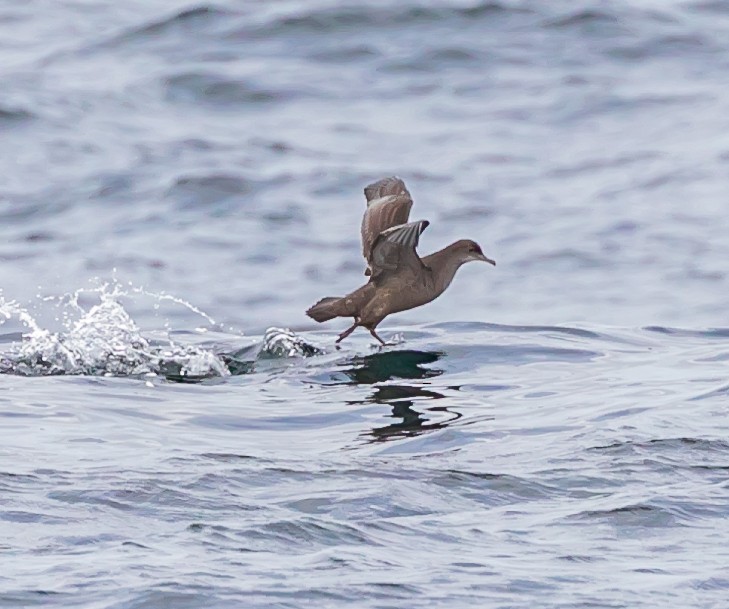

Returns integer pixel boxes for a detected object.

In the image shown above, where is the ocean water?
[2,1,729,607]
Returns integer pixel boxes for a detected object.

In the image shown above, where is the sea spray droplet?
[131,286,219,327]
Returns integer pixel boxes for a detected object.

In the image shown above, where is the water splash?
[0,285,226,379]
[260,327,322,358]
[0,282,321,380]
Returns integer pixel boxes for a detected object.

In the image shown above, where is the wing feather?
[364,176,410,203]
[360,177,414,272]
[369,219,430,280]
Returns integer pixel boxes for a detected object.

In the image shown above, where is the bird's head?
[453,239,496,266]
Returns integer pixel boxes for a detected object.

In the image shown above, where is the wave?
[134,5,230,36]
[166,173,252,209]
[231,2,531,39]
[0,105,34,123]
[644,326,729,339]
[105,4,234,45]
[164,71,302,106]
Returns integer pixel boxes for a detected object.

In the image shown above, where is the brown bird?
[306,177,495,345]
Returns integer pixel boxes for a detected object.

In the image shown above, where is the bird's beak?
[479,253,496,266]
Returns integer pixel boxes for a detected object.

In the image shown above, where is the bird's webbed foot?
[368,328,390,346]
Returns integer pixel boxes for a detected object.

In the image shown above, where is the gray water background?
[1,1,729,607]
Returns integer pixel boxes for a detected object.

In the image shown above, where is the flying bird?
[306,177,495,345]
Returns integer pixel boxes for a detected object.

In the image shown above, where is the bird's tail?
[306,297,343,323]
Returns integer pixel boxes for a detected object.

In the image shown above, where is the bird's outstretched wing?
[361,177,413,274]
[369,219,430,281]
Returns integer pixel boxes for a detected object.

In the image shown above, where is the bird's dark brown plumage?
[306,177,495,345]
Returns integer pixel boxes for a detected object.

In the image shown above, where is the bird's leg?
[369,328,387,346]
[336,321,358,343]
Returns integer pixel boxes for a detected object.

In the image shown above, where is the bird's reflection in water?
[342,349,442,384]
[339,350,462,442]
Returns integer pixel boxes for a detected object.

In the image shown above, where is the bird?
[306,176,495,345]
